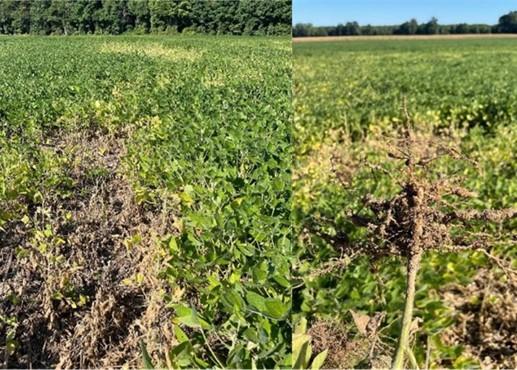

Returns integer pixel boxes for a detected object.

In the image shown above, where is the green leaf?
[246,291,267,312]
[170,341,195,368]
[311,350,328,370]
[168,236,178,252]
[293,339,311,369]
[173,325,189,343]
[140,341,154,369]
[187,212,214,229]
[273,274,290,288]
[264,298,289,320]
[172,304,211,329]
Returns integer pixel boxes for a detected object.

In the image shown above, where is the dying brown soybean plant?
[313,103,516,369]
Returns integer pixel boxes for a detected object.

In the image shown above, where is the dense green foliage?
[0,35,291,368]
[498,11,517,33]
[295,38,517,147]
[294,38,516,367]
[293,10,517,37]
[0,0,291,35]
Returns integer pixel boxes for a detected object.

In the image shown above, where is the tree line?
[0,0,291,36]
[293,11,517,37]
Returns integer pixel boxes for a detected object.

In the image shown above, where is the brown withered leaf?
[350,310,370,336]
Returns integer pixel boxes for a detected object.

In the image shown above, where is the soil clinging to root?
[1,128,175,368]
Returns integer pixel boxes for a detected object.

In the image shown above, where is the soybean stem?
[392,250,422,370]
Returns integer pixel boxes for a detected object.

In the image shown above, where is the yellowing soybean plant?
[0,36,291,368]
[294,38,516,368]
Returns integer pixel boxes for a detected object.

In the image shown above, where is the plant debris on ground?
[1,128,174,368]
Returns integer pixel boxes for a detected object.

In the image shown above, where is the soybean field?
[0,35,291,369]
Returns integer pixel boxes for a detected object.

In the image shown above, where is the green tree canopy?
[0,0,291,35]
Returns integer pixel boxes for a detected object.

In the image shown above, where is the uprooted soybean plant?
[296,113,516,368]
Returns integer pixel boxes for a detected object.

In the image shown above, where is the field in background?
[294,38,516,368]
[0,35,291,368]
[293,34,517,42]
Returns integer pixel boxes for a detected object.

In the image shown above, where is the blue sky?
[293,0,517,26]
